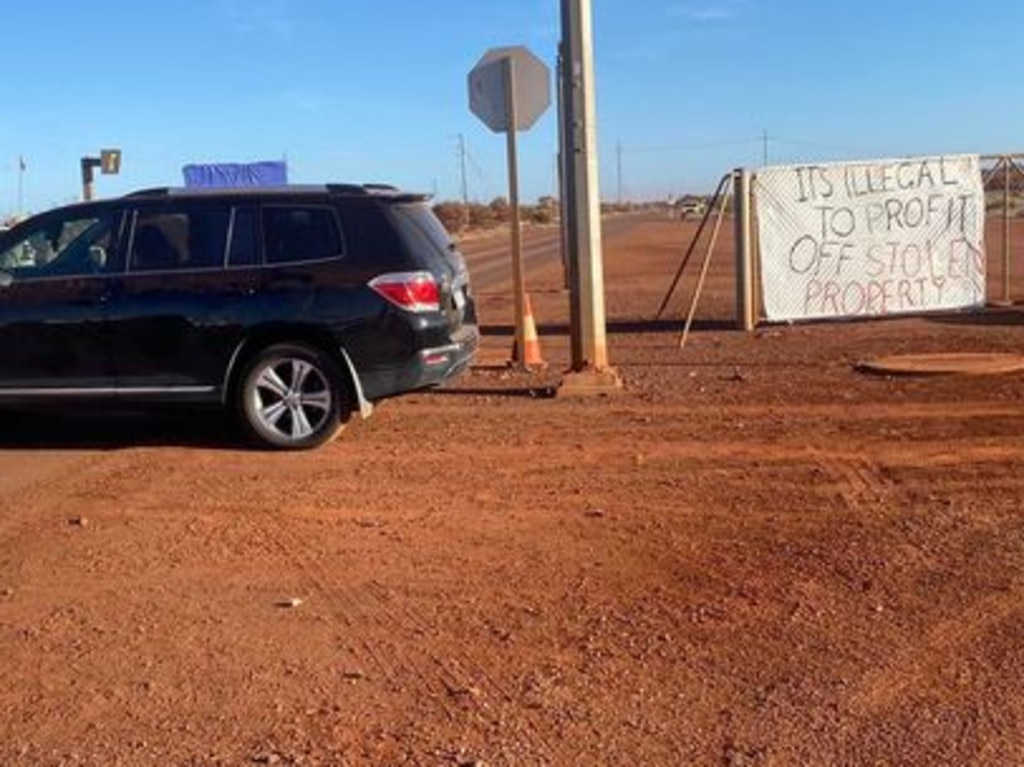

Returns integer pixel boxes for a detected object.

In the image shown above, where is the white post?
[733,168,755,331]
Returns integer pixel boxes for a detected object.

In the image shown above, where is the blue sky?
[1,0,1021,214]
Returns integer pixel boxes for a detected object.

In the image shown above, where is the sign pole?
[467,45,551,368]
[504,57,527,365]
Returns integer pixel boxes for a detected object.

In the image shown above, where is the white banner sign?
[755,155,986,322]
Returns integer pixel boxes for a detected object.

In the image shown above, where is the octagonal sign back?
[468,46,551,133]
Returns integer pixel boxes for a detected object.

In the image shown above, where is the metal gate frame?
[981,153,1024,305]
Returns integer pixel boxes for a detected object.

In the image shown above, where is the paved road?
[460,214,648,291]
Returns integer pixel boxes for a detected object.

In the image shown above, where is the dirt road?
[1,216,1023,766]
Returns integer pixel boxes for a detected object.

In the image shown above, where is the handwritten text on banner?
[755,155,986,322]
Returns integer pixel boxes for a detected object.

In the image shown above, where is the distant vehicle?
[0,184,478,449]
[676,198,707,220]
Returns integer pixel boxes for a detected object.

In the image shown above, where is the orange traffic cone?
[513,293,546,368]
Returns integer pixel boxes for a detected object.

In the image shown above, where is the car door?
[0,208,123,392]
[105,202,264,395]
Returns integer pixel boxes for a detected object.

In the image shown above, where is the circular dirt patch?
[857,352,1024,377]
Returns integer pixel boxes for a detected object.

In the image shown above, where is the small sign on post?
[100,149,122,175]
[468,46,551,367]
[81,148,122,201]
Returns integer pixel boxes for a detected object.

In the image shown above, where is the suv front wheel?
[237,343,349,450]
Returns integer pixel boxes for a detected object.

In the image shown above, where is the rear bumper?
[356,324,479,401]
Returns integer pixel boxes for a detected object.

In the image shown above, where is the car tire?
[237,343,349,450]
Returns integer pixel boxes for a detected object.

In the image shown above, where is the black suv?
[0,184,478,449]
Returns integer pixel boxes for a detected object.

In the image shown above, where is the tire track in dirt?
[623,399,1018,420]
[0,452,125,543]
[809,448,1024,722]
[0,449,158,753]
[251,509,556,760]
[361,579,524,713]
[844,579,1023,718]
[815,454,895,512]
[250,511,450,715]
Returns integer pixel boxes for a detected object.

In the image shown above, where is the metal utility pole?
[457,134,469,204]
[616,138,623,205]
[17,156,25,214]
[558,0,621,393]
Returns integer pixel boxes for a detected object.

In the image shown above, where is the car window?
[228,206,259,267]
[389,202,460,271]
[262,206,342,264]
[391,203,455,256]
[335,198,406,269]
[130,207,229,272]
[0,212,121,280]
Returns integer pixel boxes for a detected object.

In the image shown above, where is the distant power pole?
[762,129,769,166]
[457,134,469,204]
[17,156,26,213]
[616,139,623,204]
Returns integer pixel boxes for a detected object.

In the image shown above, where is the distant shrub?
[488,197,511,224]
[525,205,554,225]
[468,203,499,229]
[434,202,469,233]
[429,197,564,233]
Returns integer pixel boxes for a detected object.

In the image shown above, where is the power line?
[768,135,865,156]
[462,143,494,201]
[622,136,764,154]
[620,134,865,159]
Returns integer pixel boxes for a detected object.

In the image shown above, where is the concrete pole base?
[557,367,624,397]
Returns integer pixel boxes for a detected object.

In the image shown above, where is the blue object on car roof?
[182,161,289,189]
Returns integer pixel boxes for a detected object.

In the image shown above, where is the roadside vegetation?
[432,197,673,235]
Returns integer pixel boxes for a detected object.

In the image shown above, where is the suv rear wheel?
[237,343,349,450]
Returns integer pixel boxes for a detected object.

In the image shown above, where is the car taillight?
[369,271,441,313]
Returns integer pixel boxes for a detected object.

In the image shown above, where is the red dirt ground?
[1,215,1023,766]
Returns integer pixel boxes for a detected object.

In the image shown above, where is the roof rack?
[125,187,172,198]
[326,183,375,195]
[120,183,427,201]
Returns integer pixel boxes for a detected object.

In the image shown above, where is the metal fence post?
[1003,155,1012,305]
